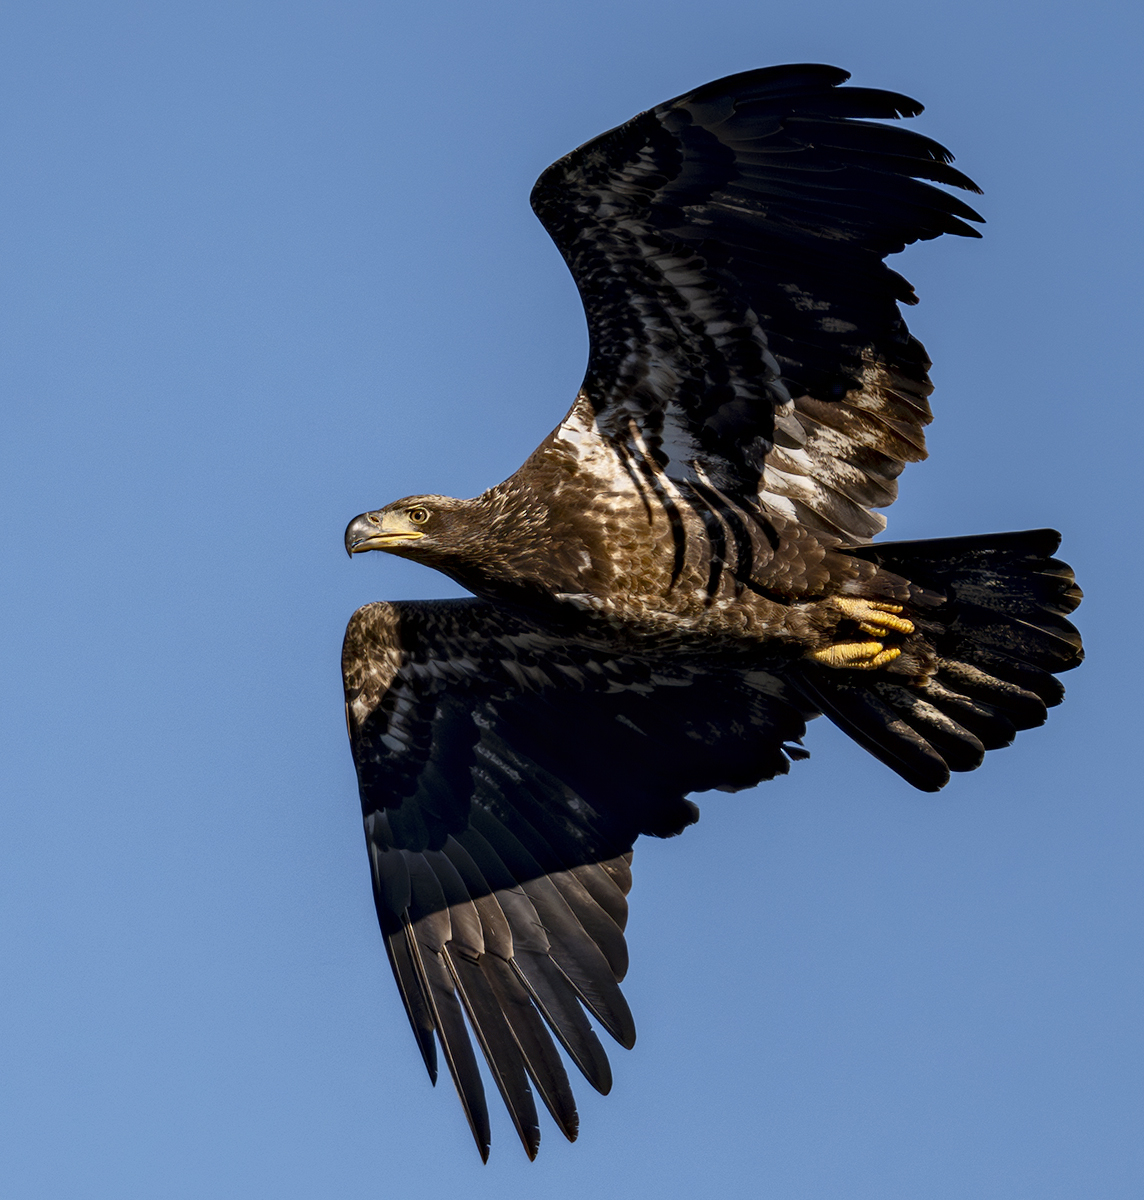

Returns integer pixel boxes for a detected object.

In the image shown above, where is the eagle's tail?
[792,529,1083,791]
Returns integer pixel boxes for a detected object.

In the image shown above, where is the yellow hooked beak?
[344,511,426,556]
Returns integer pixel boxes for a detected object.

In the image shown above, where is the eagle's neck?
[435,483,602,605]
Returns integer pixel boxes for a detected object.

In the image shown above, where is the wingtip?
[561,1111,580,1143]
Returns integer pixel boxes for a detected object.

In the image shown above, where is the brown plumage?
[339,64,1082,1160]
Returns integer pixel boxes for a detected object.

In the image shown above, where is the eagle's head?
[345,484,586,603]
[344,495,480,565]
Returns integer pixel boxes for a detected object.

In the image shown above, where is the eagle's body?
[360,399,915,655]
[339,65,1082,1161]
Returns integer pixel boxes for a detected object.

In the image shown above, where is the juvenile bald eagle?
[341,64,1082,1160]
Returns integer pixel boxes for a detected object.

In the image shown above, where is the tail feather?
[794,529,1082,791]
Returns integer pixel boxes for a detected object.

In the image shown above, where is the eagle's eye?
[407,506,430,525]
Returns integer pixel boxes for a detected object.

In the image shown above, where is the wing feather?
[342,598,814,1156]
[528,63,982,543]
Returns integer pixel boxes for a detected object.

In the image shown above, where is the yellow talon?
[865,646,902,669]
[808,641,902,670]
[832,597,915,636]
[807,597,914,671]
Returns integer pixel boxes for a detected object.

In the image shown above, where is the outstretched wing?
[530,64,983,542]
[342,598,812,1159]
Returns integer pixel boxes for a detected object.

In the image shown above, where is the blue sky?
[2,1,1142,1196]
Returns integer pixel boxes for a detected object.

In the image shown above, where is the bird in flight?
[340,64,1082,1160]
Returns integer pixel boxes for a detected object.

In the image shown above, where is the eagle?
[339,64,1082,1160]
